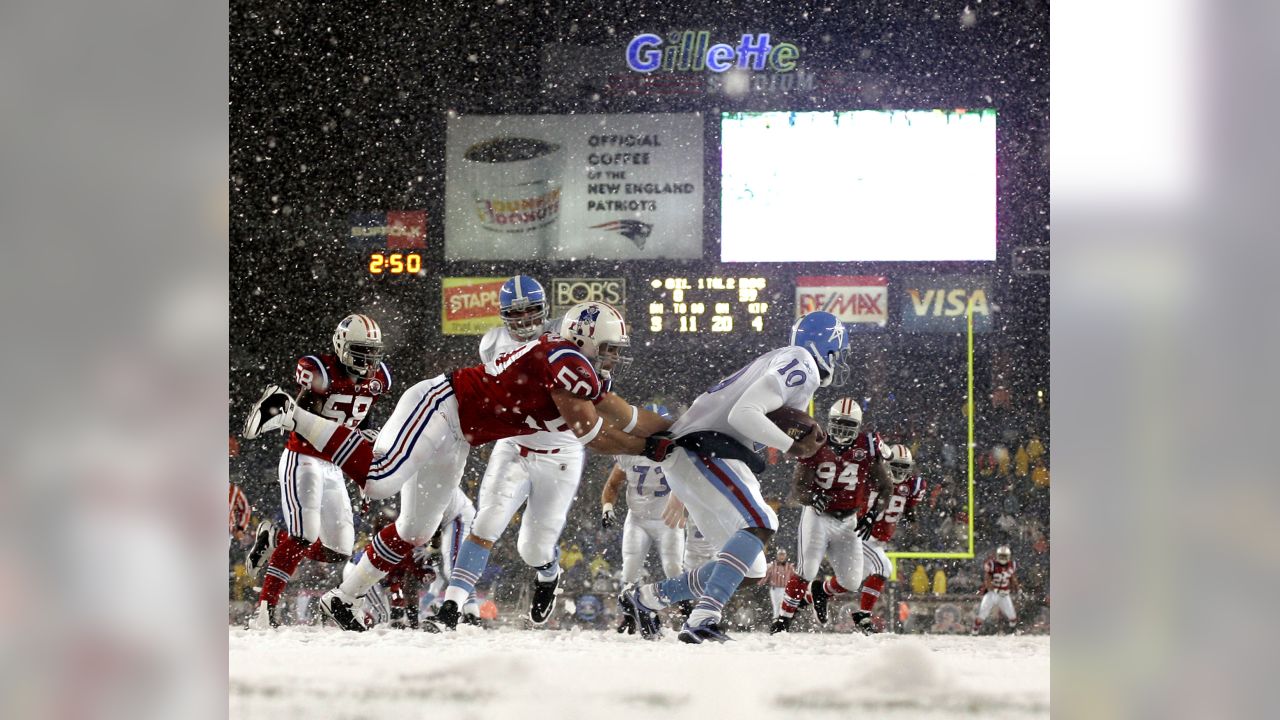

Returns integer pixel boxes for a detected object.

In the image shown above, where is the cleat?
[617,612,636,635]
[460,613,483,627]
[769,615,793,635]
[425,599,460,631]
[676,600,695,621]
[809,579,830,625]
[617,586,662,640]
[245,520,277,573]
[319,589,367,632]
[245,601,279,630]
[678,618,732,644]
[851,610,875,634]
[420,619,441,634]
[528,573,560,625]
[243,385,295,439]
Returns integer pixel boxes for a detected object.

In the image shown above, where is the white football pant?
[795,505,864,589]
[977,591,1017,622]
[660,448,778,579]
[277,450,354,554]
[621,513,686,584]
[470,438,585,569]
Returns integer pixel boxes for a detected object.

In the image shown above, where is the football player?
[973,545,1020,634]
[618,312,845,643]
[244,301,670,631]
[600,403,685,633]
[851,443,926,633]
[381,487,479,629]
[241,314,391,629]
[770,398,895,635]
[439,276,592,627]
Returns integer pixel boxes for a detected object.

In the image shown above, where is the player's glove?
[642,432,676,462]
[360,428,379,444]
[601,503,617,529]
[855,514,875,540]
[808,492,831,513]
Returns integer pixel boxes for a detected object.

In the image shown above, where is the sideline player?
[241,314,390,629]
[973,545,1019,634]
[851,443,925,632]
[771,398,895,634]
[600,403,685,633]
[440,276,590,627]
[243,301,670,631]
[619,311,847,643]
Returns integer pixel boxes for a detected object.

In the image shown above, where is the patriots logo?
[574,306,601,337]
[590,220,653,249]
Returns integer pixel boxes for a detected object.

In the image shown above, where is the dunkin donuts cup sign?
[463,137,565,256]
[441,277,507,335]
[445,113,704,261]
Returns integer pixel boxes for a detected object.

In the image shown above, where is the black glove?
[809,492,831,513]
[601,503,617,529]
[642,432,676,462]
[855,514,875,540]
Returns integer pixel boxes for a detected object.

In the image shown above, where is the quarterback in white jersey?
[438,275,587,627]
[620,311,849,643]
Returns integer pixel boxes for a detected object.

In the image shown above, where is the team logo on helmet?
[574,305,601,336]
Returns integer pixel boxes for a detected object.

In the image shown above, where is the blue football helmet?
[791,311,850,387]
[499,275,548,340]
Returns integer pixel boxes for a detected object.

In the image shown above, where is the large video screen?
[720,109,997,262]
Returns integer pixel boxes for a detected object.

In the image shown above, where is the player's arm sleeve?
[294,356,328,394]
[726,374,796,452]
[478,329,500,364]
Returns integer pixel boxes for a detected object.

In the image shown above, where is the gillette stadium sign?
[625,32,800,73]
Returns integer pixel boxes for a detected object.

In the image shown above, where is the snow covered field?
[230,626,1049,719]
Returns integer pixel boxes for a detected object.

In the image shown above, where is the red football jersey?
[285,354,392,458]
[983,558,1018,592]
[450,333,603,446]
[798,432,887,513]
[862,474,927,542]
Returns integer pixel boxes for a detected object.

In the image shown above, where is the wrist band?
[622,405,639,433]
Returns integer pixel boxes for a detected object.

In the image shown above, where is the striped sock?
[859,574,886,611]
[365,524,416,572]
[258,534,309,606]
[688,530,764,623]
[444,540,490,606]
[652,562,715,607]
[779,573,809,617]
[823,577,850,596]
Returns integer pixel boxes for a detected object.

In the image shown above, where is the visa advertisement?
[900,276,992,333]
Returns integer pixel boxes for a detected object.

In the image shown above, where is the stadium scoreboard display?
[645,276,769,333]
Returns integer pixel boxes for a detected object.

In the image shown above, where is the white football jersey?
[614,454,672,521]
[477,325,582,451]
[668,346,821,450]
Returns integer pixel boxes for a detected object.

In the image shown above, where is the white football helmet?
[560,301,630,378]
[887,444,915,481]
[332,314,384,378]
[995,546,1012,563]
[827,398,863,446]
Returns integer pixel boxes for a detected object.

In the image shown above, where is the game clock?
[368,252,423,276]
[645,276,768,334]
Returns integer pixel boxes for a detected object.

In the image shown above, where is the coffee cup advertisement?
[445,113,703,261]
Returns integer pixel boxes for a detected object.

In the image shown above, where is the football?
[766,406,822,441]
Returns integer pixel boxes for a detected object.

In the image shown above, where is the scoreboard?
[645,276,770,334]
